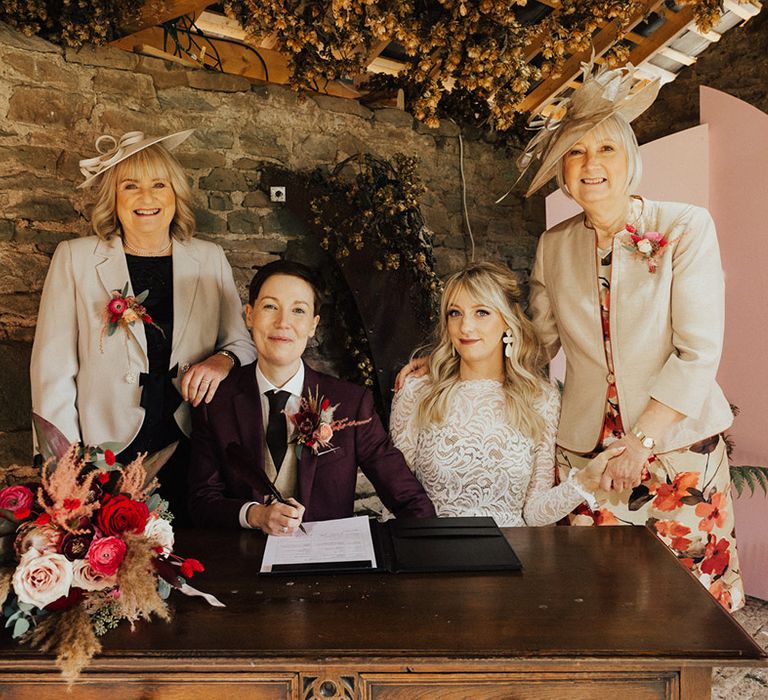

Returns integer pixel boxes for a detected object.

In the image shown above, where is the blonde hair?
[89,144,195,241]
[415,262,548,440]
[556,113,643,197]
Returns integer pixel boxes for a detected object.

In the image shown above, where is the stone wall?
[0,21,539,472]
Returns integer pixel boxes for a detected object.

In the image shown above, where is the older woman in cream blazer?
[31,131,255,522]
[522,64,742,610]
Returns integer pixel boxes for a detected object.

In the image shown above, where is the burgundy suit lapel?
[297,365,322,512]
[231,366,266,494]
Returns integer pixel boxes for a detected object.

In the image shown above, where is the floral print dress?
[555,246,744,612]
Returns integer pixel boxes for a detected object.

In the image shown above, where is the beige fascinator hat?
[78,129,194,188]
[515,62,660,198]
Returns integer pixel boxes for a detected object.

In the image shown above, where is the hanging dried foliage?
[224,0,725,131]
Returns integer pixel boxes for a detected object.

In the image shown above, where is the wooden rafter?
[517,0,665,114]
[118,0,215,38]
[627,4,698,67]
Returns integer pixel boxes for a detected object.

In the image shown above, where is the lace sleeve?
[522,385,587,526]
[389,377,426,471]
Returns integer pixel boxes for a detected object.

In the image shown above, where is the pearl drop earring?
[503,329,513,358]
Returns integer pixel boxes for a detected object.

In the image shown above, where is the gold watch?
[631,426,656,451]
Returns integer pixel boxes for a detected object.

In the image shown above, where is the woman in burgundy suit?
[188,260,435,534]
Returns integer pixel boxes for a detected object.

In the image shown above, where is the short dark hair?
[248,260,322,312]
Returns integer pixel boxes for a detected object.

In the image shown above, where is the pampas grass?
[116,535,170,627]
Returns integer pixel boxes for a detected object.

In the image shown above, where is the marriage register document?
[260,516,377,573]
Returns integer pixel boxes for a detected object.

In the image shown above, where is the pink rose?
[0,485,34,514]
[314,422,334,444]
[87,536,127,577]
[644,231,662,242]
[12,548,73,608]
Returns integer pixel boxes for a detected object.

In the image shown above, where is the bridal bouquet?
[0,418,219,682]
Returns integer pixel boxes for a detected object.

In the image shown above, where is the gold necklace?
[124,239,173,256]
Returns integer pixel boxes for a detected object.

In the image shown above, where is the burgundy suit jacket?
[188,361,436,528]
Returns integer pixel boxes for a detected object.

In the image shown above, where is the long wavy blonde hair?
[90,144,195,241]
[415,262,548,440]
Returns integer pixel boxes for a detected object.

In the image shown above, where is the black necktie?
[265,390,291,471]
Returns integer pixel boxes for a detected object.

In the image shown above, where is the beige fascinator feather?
[78,129,194,188]
[511,62,660,199]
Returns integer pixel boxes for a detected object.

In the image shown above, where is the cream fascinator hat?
[78,129,194,188]
[514,62,660,198]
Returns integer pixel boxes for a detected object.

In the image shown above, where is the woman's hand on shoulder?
[393,355,430,392]
[181,353,235,407]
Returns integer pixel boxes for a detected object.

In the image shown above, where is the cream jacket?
[30,235,256,448]
[529,199,733,453]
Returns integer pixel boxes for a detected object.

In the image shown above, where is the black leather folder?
[374,517,522,573]
[266,516,522,574]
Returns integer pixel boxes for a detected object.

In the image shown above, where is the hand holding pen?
[226,442,307,535]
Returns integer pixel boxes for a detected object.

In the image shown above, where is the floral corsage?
[100,283,164,351]
[286,386,372,458]
[622,225,670,273]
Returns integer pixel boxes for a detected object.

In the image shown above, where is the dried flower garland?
[224,0,726,132]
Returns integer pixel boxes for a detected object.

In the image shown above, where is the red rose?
[96,495,149,536]
[0,485,34,513]
[104,450,116,466]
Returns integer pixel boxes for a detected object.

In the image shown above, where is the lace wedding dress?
[390,377,587,526]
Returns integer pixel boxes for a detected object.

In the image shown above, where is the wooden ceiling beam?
[117,0,215,39]
[111,26,360,99]
[626,5,697,67]
[517,0,665,115]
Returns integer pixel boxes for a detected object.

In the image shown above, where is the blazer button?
[606,372,616,384]
[125,373,137,384]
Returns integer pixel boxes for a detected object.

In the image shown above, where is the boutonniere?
[286,386,371,458]
[100,283,164,351]
[622,225,670,273]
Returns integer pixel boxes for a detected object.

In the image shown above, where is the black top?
[119,254,183,459]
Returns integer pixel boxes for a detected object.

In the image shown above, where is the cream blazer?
[30,235,256,448]
[529,199,733,453]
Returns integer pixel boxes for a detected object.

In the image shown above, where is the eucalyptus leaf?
[16,601,35,613]
[107,324,118,336]
[135,289,149,304]
[12,617,29,639]
[157,577,172,600]
[121,282,129,297]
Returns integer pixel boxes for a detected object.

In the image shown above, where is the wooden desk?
[0,526,764,699]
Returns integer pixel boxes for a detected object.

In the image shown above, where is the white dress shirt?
[239,362,305,528]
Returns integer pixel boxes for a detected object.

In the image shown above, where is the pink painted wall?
[544,98,767,599]
[700,86,768,600]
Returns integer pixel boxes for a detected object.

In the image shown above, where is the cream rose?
[72,560,116,591]
[315,422,334,444]
[12,548,73,608]
[637,239,653,254]
[143,516,175,553]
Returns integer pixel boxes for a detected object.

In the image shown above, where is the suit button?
[606,372,615,384]
[125,373,137,384]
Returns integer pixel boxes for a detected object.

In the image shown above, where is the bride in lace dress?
[390,262,620,527]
